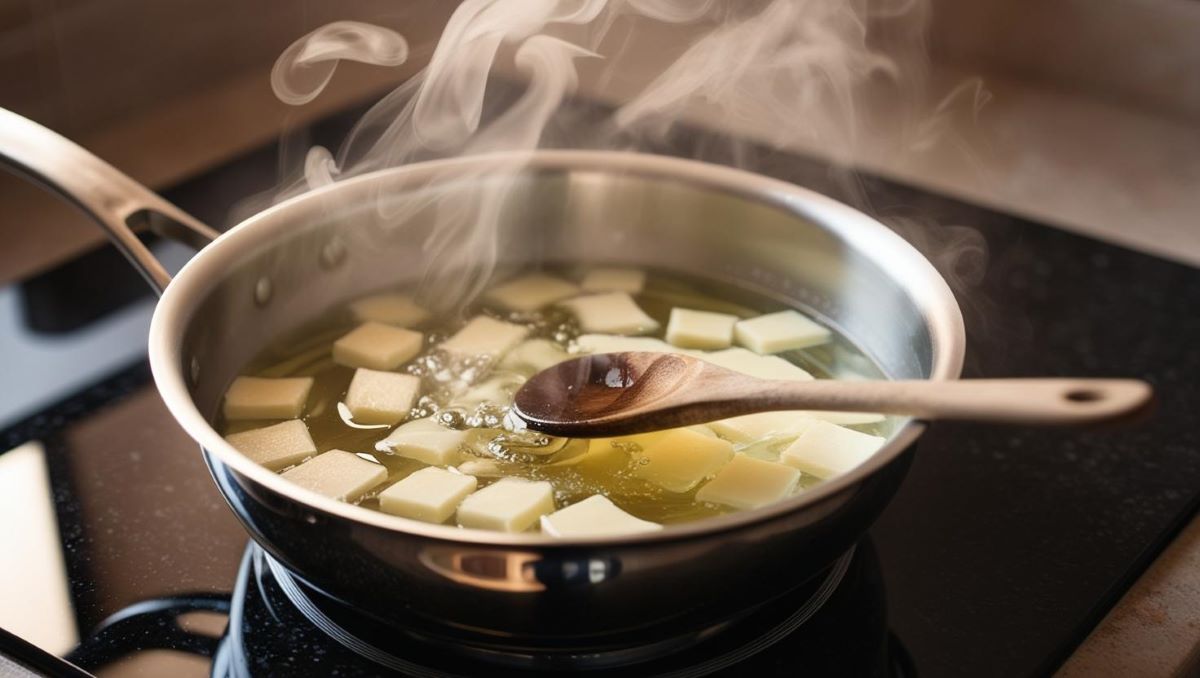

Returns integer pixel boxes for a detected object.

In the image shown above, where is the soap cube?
[665,308,737,350]
[632,428,734,492]
[281,449,387,501]
[349,292,430,327]
[708,411,817,444]
[580,267,646,294]
[498,339,570,374]
[781,420,885,478]
[344,368,420,425]
[696,455,801,509]
[484,273,580,312]
[333,322,423,370]
[376,418,469,466]
[379,466,478,523]
[225,419,316,471]
[701,348,813,381]
[440,316,529,359]
[541,495,662,537]
[457,478,556,532]
[560,293,659,335]
[574,334,683,355]
[735,310,832,354]
[223,376,313,420]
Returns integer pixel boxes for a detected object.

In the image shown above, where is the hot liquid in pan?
[217,267,894,530]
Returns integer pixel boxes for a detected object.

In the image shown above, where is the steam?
[271,21,408,106]
[268,0,987,311]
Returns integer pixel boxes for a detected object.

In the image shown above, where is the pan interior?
[160,153,961,541]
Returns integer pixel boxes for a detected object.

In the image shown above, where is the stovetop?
[1,120,1198,678]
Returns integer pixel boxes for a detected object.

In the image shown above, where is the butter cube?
[344,368,420,425]
[498,339,570,374]
[708,411,817,444]
[574,334,682,355]
[376,418,468,466]
[223,376,313,420]
[580,267,646,294]
[457,478,556,532]
[379,467,478,523]
[349,293,430,327]
[632,428,734,492]
[560,293,659,335]
[696,455,801,509]
[541,495,662,537]
[281,450,387,501]
[701,348,813,381]
[781,420,885,478]
[440,316,529,359]
[225,419,316,471]
[333,322,423,370]
[449,374,523,409]
[484,273,580,311]
[735,310,832,354]
[665,308,737,350]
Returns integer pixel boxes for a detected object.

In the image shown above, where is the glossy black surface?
[1,121,1197,676]
[209,445,911,654]
[213,540,906,677]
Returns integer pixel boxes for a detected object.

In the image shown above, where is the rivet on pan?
[254,277,273,306]
[189,357,200,384]
[320,237,347,269]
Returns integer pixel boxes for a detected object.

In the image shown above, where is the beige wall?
[2,0,1197,284]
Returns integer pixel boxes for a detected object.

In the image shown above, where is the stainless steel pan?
[0,108,964,667]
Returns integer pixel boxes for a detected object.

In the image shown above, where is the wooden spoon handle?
[766,378,1153,425]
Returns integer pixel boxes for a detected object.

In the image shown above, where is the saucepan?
[1,107,964,667]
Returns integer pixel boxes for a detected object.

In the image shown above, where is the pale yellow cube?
[332,322,423,370]
[781,420,885,478]
[696,455,801,509]
[281,450,387,501]
[223,376,313,420]
[440,316,528,359]
[734,310,832,354]
[574,334,682,355]
[708,411,818,444]
[665,308,737,350]
[484,273,580,312]
[379,467,478,523]
[559,293,659,335]
[449,375,523,410]
[541,495,662,537]
[701,348,813,381]
[498,339,570,374]
[344,368,420,426]
[349,293,429,327]
[580,267,646,294]
[376,418,468,466]
[457,478,556,532]
[225,419,316,471]
[632,428,734,492]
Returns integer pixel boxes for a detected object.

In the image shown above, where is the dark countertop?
[1,119,1197,677]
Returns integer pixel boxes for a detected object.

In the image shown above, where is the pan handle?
[0,107,220,295]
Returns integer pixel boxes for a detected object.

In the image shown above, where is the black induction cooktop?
[1,116,1197,678]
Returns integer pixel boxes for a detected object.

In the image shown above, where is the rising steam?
[268,0,984,310]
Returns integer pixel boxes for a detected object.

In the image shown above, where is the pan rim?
[148,149,965,548]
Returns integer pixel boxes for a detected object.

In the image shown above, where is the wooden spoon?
[511,352,1154,437]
